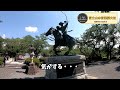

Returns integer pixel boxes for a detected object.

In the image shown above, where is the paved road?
[0,66,45,79]
[86,62,120,79]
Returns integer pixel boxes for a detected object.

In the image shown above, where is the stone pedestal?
[45,55,87,79]
[27,63,38,75]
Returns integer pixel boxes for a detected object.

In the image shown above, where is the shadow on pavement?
[16,71,25,73]
[86,61,110,67]
[115,66,120,72]
[12,77,45,79]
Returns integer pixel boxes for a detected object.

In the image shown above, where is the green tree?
[34,34,48,57]
[22,35,35,53]
[0,36,4,53]
[79,23,120,61]
[0,33,49,58]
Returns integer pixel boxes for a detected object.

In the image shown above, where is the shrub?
[24,57,40,67]
[39,57,47,63]
[39,57,47,68]
[0,61,3,65]
[0,57,4,60]
[0,57,4,65]
[33,58,41,67]
[24,58,31,66]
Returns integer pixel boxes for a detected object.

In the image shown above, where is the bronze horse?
[45,27,76,55]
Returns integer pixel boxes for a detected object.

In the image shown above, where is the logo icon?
[78,13,88,23]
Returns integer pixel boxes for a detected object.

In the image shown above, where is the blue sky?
[0,11,119,45]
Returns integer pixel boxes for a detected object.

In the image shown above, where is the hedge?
[0,57,4,65]
[24,57,40,67]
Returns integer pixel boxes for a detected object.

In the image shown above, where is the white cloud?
[25,26,38,33]
[2,34,6,39]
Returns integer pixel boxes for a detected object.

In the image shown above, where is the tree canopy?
[0,34,49,57]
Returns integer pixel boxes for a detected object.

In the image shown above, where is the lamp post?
[29,45,35,63]
[31,51,35,63]
[27,45,37,75]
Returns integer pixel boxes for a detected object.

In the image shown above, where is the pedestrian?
[3,56,7,67]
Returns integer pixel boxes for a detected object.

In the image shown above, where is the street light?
[31,52,35,63]
[29,45,35,63]
[27,45,37,75]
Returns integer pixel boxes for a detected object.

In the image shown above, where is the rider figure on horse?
[57,21,68,42]
[45,21,76,55]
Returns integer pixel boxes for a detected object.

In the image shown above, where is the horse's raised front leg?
[53,45,58,55]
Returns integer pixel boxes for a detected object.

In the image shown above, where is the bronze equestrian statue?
[45,21,76,55]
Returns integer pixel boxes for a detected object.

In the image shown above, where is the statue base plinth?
[45,55,87,79]
[26,63,38,75]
